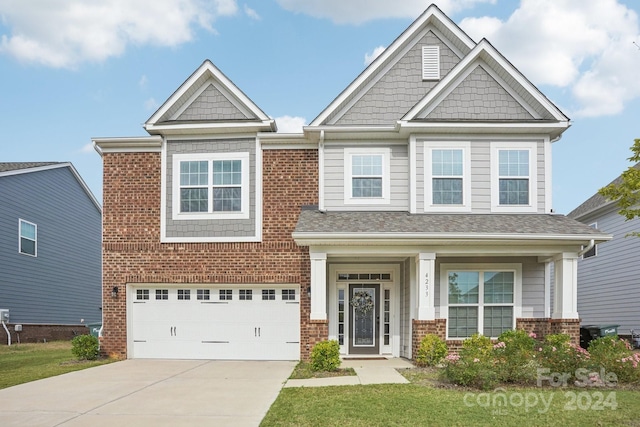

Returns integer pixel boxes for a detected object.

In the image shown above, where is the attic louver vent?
[422,45,440,80]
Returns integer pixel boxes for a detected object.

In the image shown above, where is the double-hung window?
[424,142,470,211]
[491,142,537,212]
[19,219,37,256]
[442,264,521,339]
[344,148,390,204]
[173,152,250,219]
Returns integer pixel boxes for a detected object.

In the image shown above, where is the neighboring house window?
[19,219,37,256]
[172,152,250,220]
[441,264,521,339]
[490,142,537,212]
[422,46,440,80]
[582,223,598,259]
[424,142,471,211]
[344,148,391,205]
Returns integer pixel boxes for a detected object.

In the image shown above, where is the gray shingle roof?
[0,162,61,173]
[295,209,608,238]
[568,162,640,220]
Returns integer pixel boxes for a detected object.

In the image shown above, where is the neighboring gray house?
[569,163,640,337]
[0,162,102,343]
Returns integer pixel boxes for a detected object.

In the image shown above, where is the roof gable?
[403,39,568,122]
[145,60,275,135]
[310,4,475,126]
[0,162,101,212]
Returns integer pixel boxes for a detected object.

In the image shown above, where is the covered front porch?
[294,210,611,359]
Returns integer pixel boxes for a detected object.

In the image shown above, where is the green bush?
[310,340,340,372]
[71,334,100,360]
[537,334,590,382]
[494,329,538,384]
[588,336,640,384]
[461,333,493,360]
[415,334,448,367]
[441,334,498,390]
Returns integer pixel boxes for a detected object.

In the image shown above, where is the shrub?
[441,334,498,390]
[588,336,640,384]
[461,333,493,360]
[494,329,538,384]
[71,334,100,360]
[537,334,590,382]
[310,340,340,372]
[415,334,448,367]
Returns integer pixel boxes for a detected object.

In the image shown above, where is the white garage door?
[129,285,300,360]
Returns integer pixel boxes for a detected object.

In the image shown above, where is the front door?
[348,284,380,355]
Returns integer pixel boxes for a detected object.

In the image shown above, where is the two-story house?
[94,5,610,361]
[0,162,102,344]
[568,164,640,339]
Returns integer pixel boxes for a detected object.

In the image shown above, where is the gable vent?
[422,45,440,80]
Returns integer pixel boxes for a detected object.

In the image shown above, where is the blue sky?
[1,0,639,215]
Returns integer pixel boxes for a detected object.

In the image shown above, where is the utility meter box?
[0,309,9,323]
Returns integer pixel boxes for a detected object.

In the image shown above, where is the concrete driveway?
[0,359,295,427]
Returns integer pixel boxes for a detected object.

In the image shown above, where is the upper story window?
[19,219,37,257]
[172,152,250,220]
[344,148,390,205]
[490,142,537,213]
[424,142,470,212]
[422,46,440,80]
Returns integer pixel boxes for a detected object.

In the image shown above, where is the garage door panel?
[130,285,300,360]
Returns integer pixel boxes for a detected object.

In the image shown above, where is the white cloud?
[139,75,149,89]
[460,0,640,117]
[275,0,495,24]
[0,0,239,69]
[244,4,261,20]
[364,45,385,66]
[144,97,159,111]
[275,115,306,133]
[80,143,95,154]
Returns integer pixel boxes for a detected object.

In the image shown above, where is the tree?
[598,139,640,237]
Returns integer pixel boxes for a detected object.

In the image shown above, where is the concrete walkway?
[284,357,413,388]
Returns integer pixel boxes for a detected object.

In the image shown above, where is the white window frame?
[422,45,440,80]
[18,219,37,257]
[343,147,391,205]
[424,142,471,212]
[440,263,522,340]
[172,152,250,220]
[490,142,537,212]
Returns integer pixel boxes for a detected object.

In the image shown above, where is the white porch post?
[552,253,579,319]
[310,251,327,320]
[416,252,436,320]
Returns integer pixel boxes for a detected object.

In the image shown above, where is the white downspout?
[578,239,595,257]
[2,321,10,346]
[318,130,325,212]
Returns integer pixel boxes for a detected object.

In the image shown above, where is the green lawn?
[262,373,640,427]
[0,341,115,390]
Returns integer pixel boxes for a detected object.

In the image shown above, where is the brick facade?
[101,149,319,359]
[0,324,90,345]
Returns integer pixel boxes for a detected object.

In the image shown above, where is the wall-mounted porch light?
[111,286,119,298]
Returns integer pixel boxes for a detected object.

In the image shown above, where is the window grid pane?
[177,289,190,300]
[483,306,513,337]
[499,179,529,205]
[484,272,514,304]
[433,178,463,205]
[180,161,208,186]
[498,150,529,205]
[282,289,296,301]
[213,160,242,186]
[155,289,168,300]
[197,289,210,300]
[262,289,275,300]
[448,272,479,304]
[352,177,382,198]
[213,187,241,212]
[448,307,478,338]
[219,289,232,300]
[180,188,208,212]
[240,289,253,300]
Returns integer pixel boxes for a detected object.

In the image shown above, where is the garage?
[127,285,300,360]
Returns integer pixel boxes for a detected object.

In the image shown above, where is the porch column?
[310,251,327,320]
[552,252,579,319]
[416,252,436,320]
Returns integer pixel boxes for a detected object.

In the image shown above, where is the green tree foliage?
[598,139,640,237]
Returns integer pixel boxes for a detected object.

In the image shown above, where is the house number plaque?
[424,272,429,298]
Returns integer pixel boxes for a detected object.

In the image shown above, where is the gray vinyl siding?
[334,30,462,125]
[165,139,256,238]
[0,167,102,324]
[415,139,545,214]
[436,256,545,319]
[323,144,409,211]
[575,207,640,333]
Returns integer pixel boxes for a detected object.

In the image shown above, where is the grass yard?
[0,341,115,390]
[262,371,640,427]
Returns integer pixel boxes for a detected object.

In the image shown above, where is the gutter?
[578,239,595,257]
